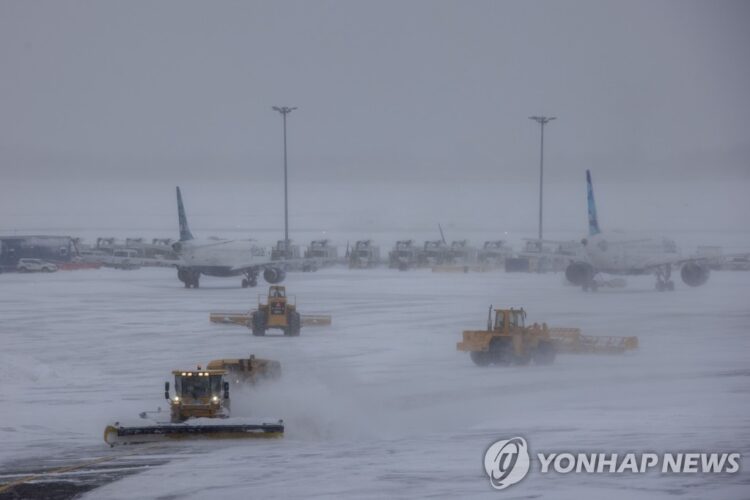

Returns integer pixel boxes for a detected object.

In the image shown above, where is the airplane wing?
[228,261,278,273]
[228,256,331,273]
[638,252,748,271]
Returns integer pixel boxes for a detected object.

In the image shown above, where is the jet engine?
[680,262,709,287]
[565,261,595,286]
[263,267,286,284]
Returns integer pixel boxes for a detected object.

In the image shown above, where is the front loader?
[457,307,639,366]
[250,285,302,336]
[457,308,557,366]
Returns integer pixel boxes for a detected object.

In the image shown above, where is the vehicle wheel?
[241,279,249,288]
[470,351,492,366]
[489,338,513,366]
[533,341,556,365]
[287,311,301,336]
[19,267,28,273]
[42,267,51,273]
[251,311,267,336]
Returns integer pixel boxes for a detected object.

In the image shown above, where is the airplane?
[564,170,710,292]
[172,187,287,289]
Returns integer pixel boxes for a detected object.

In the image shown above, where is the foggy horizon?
[2,0,749,184]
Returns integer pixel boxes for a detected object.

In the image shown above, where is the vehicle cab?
[494,308,526,334]
[165,369,230,422]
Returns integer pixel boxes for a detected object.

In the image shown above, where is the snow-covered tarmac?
[1,266,748,498]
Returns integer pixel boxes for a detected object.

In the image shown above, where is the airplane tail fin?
[586,170,601,236]
[176,187,194,241]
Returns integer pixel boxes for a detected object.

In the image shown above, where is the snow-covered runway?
[1,267,748,498]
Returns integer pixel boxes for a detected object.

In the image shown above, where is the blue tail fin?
[586,170,601,236]
[176,187,194,241]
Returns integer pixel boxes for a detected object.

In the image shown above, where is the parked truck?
[349,240,380,268]
[388,240,421,270]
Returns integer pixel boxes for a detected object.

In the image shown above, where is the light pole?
[529,115,556,241]
[272,106,297,258]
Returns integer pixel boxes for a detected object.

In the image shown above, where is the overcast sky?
[1,0,749,184]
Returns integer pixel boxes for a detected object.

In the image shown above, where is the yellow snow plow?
[206,355,282,384]
[209,286,332,334]
[457,308,556,366]
[210,311,331,327]
[103,367,283,446]
[457,307,638,366]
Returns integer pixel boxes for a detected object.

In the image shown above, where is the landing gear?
[582,281,599,292]
[302,261,319,272]
[582,275,599,292]
[177,268,200,288]
[655,265,675,292]
[242,270,259,289]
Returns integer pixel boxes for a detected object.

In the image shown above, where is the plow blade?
[549,328,638,354]
[301,314,332,326]
[210,311,332,327]
[210,311,249,326]
[104,419,284,446]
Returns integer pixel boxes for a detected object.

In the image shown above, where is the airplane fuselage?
[173,186,287,289]
[176,238,268,277]
[583,232,679,275]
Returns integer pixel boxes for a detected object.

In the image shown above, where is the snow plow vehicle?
[206,355,282,384]
[349,240,381,268]
[103,366,283,446]
[457,308,557,366]
[209,286,331,332]
[457,307,639,366]
[250,285,301,336]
